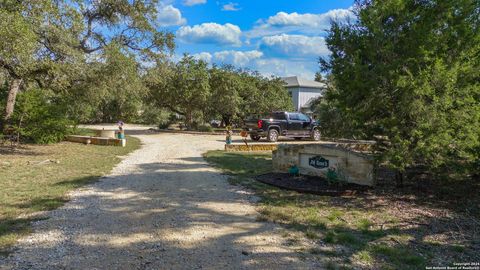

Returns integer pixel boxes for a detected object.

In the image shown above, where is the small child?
[225,126,233,145]
[117,121,125,139]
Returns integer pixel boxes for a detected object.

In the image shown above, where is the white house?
[282,76,325,113]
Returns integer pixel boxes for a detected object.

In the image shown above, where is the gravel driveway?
[1,133,318,269]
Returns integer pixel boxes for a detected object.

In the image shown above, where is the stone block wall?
[225,144,278,152]
[273,143,375,186]
[66,135,126,147]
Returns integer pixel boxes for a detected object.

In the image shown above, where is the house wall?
[287,87,322,111]
[297,87,322,110]
[287,88,300,111]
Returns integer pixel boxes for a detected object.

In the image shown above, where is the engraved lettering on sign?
[309,156,329,169]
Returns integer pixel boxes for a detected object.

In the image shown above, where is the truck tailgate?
[244,119,260,130]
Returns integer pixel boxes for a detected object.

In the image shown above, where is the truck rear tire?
[267,129,279,142]
[250,134,261,141]
[311,129,321,141]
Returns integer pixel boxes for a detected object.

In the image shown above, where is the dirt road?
[1,133,318,269]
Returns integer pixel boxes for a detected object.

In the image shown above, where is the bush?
[158,120,171,129]
[139,105,169,125]
[137,106,176,129]
[197,124,213,132]
[13,89,73,144]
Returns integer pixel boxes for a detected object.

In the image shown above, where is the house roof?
[282,76,326,89]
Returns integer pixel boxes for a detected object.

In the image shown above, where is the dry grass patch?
[0,134,141,255]
[204,150,479,269]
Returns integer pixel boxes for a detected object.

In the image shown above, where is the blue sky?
[157,0,355,79]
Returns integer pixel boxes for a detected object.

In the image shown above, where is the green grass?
[203,150,272,177]
[0,134,141,255]
[324,229,361,246]
[369,244,426,268]
[356,218,373,232]
[204,150,431,269]
[450,245,466,252]
[72,127,96,136]
[354,250,374,265]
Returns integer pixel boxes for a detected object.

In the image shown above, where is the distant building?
[282,76,325,113]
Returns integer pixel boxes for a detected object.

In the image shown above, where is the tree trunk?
[395,171,404,188]
[185,109,192,130]
[1,78,23,131]
[222,115,231,127]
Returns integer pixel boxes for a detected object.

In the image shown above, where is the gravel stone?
[0,133,318,270]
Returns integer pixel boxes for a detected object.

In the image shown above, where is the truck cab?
[243,112,321,142]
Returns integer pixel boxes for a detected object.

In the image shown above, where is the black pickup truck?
[243,112,321,142]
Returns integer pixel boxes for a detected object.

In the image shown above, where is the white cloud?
[213,50,263,67]
[189,50,316,79]
[267,9,353,27]
[192,52,213,63]
[183,0,207,6]
[253,58,316,79]
[156,5,186,26]
[222,2,241,11]
[176,23,242,46]
[259,34,329,57]
[248,8,355,38]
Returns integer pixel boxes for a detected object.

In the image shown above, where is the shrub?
[138,106,175,129]
[159,112,176,129]
[13,89,73,144]
[158,120,171,130]
[139,105,171,126]
[326,167,348,186]
[197,124,213,132]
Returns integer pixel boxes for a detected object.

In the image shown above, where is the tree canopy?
[0,0,175,131]
[146,55,293,128]
[317,0,480,174]
[1,1,293,142]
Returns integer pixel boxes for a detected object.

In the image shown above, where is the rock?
[241,250,250,256]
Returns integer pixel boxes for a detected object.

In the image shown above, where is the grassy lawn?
[73,127,97,136]
[0,134,141,255]
[204,150,479,270]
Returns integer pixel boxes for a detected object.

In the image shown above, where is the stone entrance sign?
[273,143,375,186]
[299,153,338,174]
